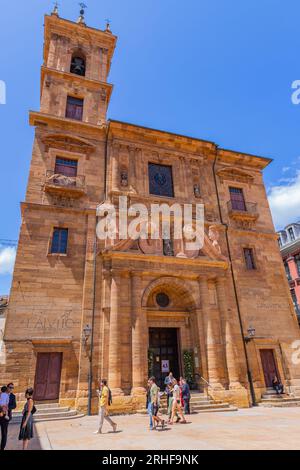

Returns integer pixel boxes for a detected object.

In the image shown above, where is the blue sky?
[1,0,300,294]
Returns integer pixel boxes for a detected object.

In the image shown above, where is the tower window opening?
[70,54,86,76]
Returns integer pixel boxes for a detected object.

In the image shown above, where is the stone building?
[278,222,300,322]
[3,9,300,413]
[0,296,8,365]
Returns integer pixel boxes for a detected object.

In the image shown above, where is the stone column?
[131,273,148,394]
[216,277,241,388]
[108,272,124,395]
[199,277,224,389]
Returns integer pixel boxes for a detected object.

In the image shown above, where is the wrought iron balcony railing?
[44,170,86,197]
[227,201,259,223]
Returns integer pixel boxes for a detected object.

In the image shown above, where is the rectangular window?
[50,228,68,255]
[55,157,78,177]
[148,163,174,197]
[244,248,256,270]
[229,187,246,211]
[66,96,84,121]
[288,227,295,241]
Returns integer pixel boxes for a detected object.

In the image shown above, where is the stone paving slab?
[5,407,300,450]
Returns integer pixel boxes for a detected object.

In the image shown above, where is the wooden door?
[260,349,279,388]
[34,353,63,401]
[148,328,180,388]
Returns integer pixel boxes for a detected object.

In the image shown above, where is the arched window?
[70,52,86,76]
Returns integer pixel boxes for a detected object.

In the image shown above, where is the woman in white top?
[170,379,187,425]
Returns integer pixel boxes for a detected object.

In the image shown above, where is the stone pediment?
[42,133,96,154]
[217,166,254,183]
[104,226,227,263]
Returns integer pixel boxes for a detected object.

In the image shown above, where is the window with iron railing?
[55,157,78,177]
[229,187,246,211]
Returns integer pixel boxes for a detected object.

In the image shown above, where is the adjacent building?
[278,222,300,322]
[2,9,300,413]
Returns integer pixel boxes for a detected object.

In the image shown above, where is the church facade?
[3,11,300,413]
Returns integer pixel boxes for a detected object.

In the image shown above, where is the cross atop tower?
[77,2,87,24]
[52,1,59,16]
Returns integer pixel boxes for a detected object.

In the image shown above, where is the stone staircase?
[137,391,237,415]
[259,389,300,408]
[12,403,84,423]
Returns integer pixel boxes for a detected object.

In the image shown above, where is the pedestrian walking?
[149,377,165,430]
[18,388,36,450]
[181,378,191,415]
[94,379,117,434]
[170,379,187,425]
[146,379,153,430]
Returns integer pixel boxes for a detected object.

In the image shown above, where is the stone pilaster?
[199,277,225,389]
[131,273,148,394]
[108,272,124,395]
[216,276,242,388]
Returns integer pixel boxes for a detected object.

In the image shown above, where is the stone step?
[34,413,85,423]
[35,406,70,414]
[261,397,300,402]
[259,401,300,408]
[34,410,79,420]
[35,403,60,409]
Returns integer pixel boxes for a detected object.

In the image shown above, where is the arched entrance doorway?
[142,277,200,389]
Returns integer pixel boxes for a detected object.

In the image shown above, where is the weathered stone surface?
[3,12,300,415]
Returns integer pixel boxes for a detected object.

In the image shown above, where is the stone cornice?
[109,120,273,171]
[41,66,113,102]
[29,111,107,139]
[101,250,229,270]
[20,201,97,216]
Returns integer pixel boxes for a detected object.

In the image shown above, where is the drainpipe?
[212,147,257,406]
[87,122,110,415]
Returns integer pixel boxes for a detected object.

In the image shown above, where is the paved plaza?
[5,407,300,450]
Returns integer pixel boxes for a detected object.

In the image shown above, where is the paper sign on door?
[161,360,170,373]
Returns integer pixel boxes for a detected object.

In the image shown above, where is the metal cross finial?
[79,2,87,13]
[105,18,111,32]
[52,1,59,15]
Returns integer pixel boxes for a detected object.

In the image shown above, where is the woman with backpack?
[18,387,36,450]
[94,379,117,435]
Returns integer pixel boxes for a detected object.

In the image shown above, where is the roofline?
[108,119,216,146]
[109,119,274,164]
[44,14,118,40]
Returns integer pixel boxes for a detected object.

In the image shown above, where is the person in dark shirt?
[180,378,191,415]
[0,382,17,451]
[272,376,284,395]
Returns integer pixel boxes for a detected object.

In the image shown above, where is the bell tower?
[37,7,117,125]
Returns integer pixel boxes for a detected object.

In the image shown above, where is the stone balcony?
[43,170,86,198]
[227,201,259,224]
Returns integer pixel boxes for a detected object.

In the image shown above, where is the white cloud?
[268,170,300,230]
[0,246,16,275]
